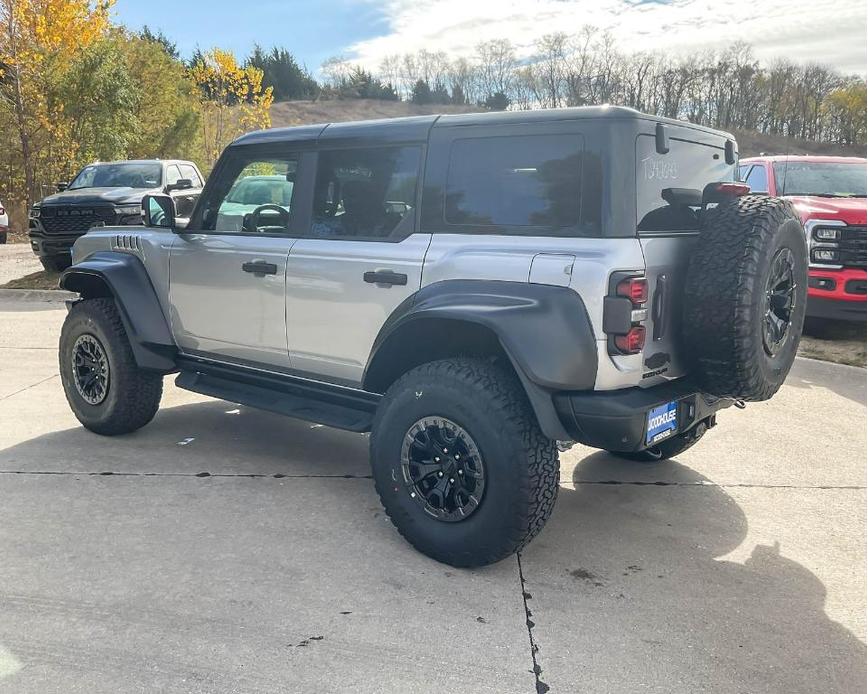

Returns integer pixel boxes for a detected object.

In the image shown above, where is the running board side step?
[175,358,380,432]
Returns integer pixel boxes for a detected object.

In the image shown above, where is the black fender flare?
[59,252,177,372]
[364,280,598,441]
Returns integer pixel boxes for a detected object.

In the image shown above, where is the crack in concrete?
[0,373,58,401]
[0,470,372,479]
[517,552,549,694]
[573,479,865,490]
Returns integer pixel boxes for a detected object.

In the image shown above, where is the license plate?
[646,401,678,445]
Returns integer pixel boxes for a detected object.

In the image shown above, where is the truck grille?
[39,205,117,234]
[840,225,866,269]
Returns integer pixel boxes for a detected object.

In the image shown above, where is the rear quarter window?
[637,135,735,232]
[443,134,599,236]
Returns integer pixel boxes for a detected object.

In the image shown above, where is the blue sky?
[113,0,867,76]
[113,0,388,72]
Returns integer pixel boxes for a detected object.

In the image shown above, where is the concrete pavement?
[0,296,865,693]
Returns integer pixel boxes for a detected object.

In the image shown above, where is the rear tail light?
[605,273,649,356]
[614,326,646,354]
[616,277,649,305]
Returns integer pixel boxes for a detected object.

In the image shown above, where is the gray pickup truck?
[57,107,807,567]
[29,159,204,271]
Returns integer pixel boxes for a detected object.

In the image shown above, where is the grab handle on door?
[242,261,278,276]
[363,270,408,286]
[652,274,668,341]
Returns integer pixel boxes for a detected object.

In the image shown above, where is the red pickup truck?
[739,155,866,322]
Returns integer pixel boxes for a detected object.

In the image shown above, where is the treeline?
[322,31,866,147]
[0,0,275,231]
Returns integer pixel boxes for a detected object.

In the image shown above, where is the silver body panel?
[167,233,297,368]
[421,234,649,390]
[284,234,430,384]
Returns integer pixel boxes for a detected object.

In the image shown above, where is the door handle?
[242,261,278,275]
[363,270,408,286]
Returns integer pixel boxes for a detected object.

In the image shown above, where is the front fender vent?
[112,234,142,253]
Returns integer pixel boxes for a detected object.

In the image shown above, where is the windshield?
[773,161,866,197]
[68,163,162,190]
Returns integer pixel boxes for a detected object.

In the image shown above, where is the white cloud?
[344,0,867,75]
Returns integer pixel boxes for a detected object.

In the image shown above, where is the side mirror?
[165,178,194,193]
[56,182,68,192]
[143,194,177,230]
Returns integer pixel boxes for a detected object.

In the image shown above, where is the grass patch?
[798,320,866,368]
[0,270,61,290]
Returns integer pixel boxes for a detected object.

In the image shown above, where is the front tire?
[60,298,163,435]
[370,358,559,567]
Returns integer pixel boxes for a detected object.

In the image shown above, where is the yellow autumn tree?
[0,0,114,209]
[189,48,273,167]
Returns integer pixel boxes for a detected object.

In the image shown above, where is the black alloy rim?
[401,416,486,522]
[763,247,797,357]
[72,334,109,405]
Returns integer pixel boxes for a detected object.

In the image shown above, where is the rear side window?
[179,164,202,187]
[637,135,735,232]
[444,135,587,234]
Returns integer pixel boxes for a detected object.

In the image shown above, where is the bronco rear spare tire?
[683,195,807,401]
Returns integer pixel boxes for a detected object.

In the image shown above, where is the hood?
[787,195,866,226]
[38,187,157,206]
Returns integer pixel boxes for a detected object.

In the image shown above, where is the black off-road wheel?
[683,195,808,401]
[370,358,559,568]
[40,255,71,272]
[60,298,163,435]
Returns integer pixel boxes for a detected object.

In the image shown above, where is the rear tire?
[60,298,163,435]
[370,358,559,567]
[40,255,71,272]
[683,195,807,401]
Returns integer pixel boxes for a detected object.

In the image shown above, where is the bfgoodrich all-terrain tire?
[682,195,808,401]
[60,298,163,435]
[370,358,559,567]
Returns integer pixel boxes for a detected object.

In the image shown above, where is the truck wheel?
[608,419,709,463]
[40,255,71,272]
[59,298,163,435]
[683,195,808,401]
[370,358,559,567]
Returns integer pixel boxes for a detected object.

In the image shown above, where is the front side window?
[68,162,162,190]
[772,161,867,197]
[745,164,768,193]
[310,146,420,240]
[201,158,298,233]
[637,136,735,232]
[445,135,583,232]
[166,165,182,186]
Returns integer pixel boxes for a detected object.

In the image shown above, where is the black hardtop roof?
[231,105,735,147]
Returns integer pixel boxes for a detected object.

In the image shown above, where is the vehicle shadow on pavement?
[2,403,865,692]
[518,451,867,693]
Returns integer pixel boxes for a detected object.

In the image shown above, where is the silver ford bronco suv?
[58,107,808,567]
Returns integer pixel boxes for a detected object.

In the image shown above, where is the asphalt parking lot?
[0,294,865,693]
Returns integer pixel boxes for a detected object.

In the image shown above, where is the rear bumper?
[554,379,732,452]
[28,232,78,258]
[807,268,866,321]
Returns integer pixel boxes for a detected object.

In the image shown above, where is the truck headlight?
[29,207,40,219]
[811,248,839,263]
[813,227,840,241]
[804,219,846,268]
[115,205,141,216]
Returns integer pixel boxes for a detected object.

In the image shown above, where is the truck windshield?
[68,163,162,190]
[773,161,866,197]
